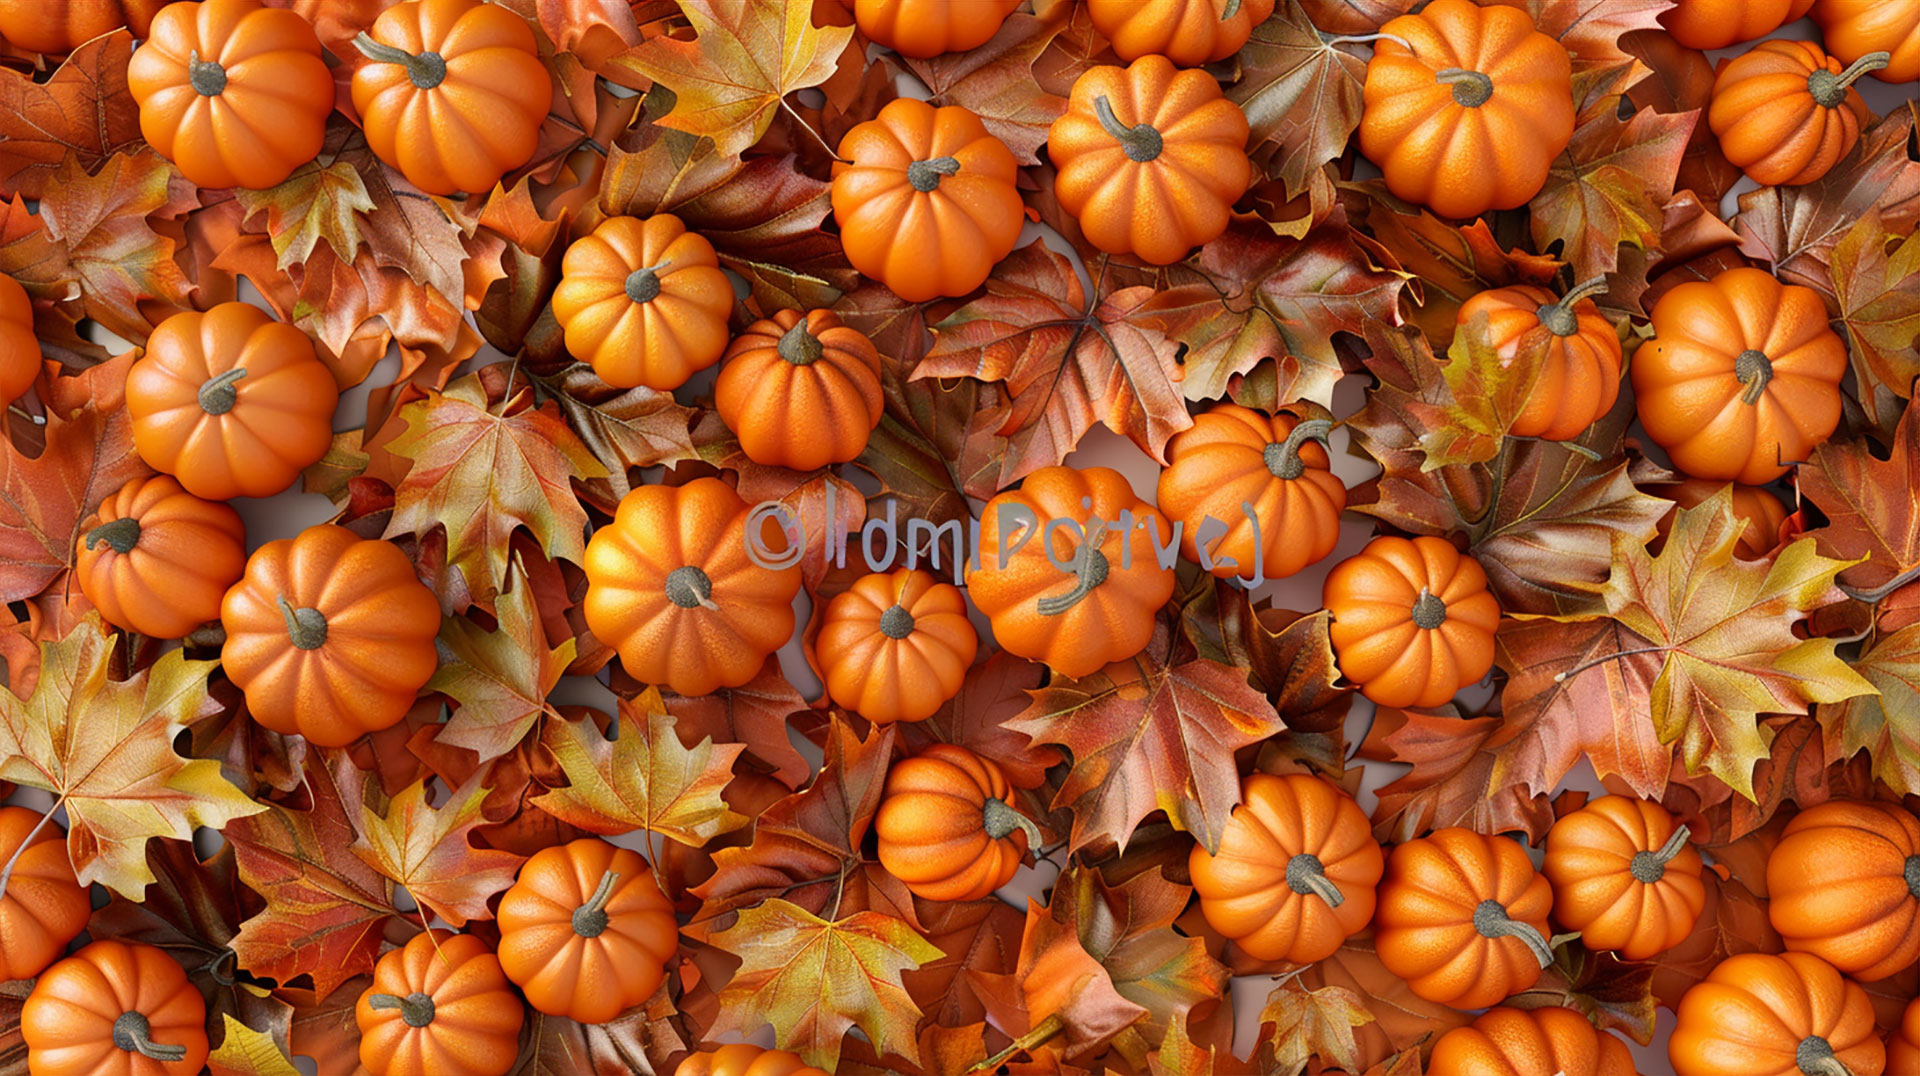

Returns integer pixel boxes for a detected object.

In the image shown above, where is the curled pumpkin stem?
[353,32,448,90]
[972,1012,1067,1074]
[112,1012,189,1062]
[1735,349,1773,406]
[1629,824,1692,883]
[572,870,621,937]
[1264,419,1333,480]
[982,797,1044,851]
[367,992,438,1029]
[1796,1035,1855,1076]
[906,156,961,192]
[1472,899,1554,968]
[85,517,142,555]
[1807,51,1890,108]
[624,260,671,304]
[1091,95,1164,162]
[1434,67,1494,108]
[777,317,824,365]
[1037,520,1111,616]
[186,49,226,96]
[276,596,329,651]
[1285,853,1345,908]
[197,368,247,415]
[1535,275,1610,336]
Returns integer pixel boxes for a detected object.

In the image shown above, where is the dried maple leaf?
[533,689,748,846]
[1255,978,1372,1076]
[1494,617,1670,800]
[1358,706,1557,842]
[1301,932,1471,1070]
[1829,210,1920,426]
[1646,870,1781,1012]
[38,149,193,342]
[902,650,1063,790]
[902,11,1071,165]
[1800,400,1920,601]
[1507,947,1657,1045]
[661,655,814,790]
[233,159,375,272]
[1821,624,1920,796]
[1413,310,1553,470]
[510,1000,684,1076]
[533,365,698,506]
[0,31,144,199]
[1619,29,1741,207]
[208,1015,302,1076]
[1050,867,1229,1045]
[1489,0,1672,99]
[1228,0,1365,200]
[427,558,574,760]
[1528,100,1696,280]
[352,773,524,927]
[907,896,1026,1029]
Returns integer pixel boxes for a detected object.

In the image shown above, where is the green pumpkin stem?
[1735,349,1773,406]
[1536,275,1610,337]
[367,992,438,1029]
[112,1012,189,1062]
[1808,51,1890,108]
[276,596,329,651]
[352,32,448,90]
[1410,587,1447,630]
[1221,0,1243,19]
[1091,96,1164,162]
[982,797,1044,851]
[1630,824,1693,883]
[197,368,247,415]
[85,517,142,555]
[624,260,671,304]
[776,317,824,365]
[186,49,227,96]
[1264,419,1333,480]
[1285,853,1346,907]
[1472,899,1554,968]
[1434,67,1494,107]
[1795,1035,1855,1076]
[572,870,621,938]
[906,156,962,192]
[1036,520,1111,616]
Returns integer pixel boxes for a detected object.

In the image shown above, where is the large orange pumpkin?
[220,524,442,748]
[1543,797,1707,961]
[1660,0,1816,51]
[676,1046,830,1076]
[1047,55,1252,264]
[1187,773,1383,964]
[125,302,337,501]
[355,931,523,1076]
[852,0,1019,58]
[497,838,679,1025]
[1647,478,1789,560]
[1632,267,1846,485]
[350,0,552,195]
[967,465,1178,679]
[1323,535,1501,710]
[0,272,38,405]
[581,478,802,697]
[1430,1006,1639,1076]
[714,309,884,471]
[0,0,164,54]
[816,568,978,724]
[1708,40,1882,187]
[1812,0,1920,82]
[1456,276,1623,442]
[875,744,1039,902]
[1669,952,1884,1076]
[1892,997,1920,1075]
[1766,800,1920,981]
[831,98,1022,302]
[1088,0,1280,67]
[0,807,90,982]
[1359,0,1575,219]
[550,214,735,392]
[21,939,209,1076]
[1155,405,1347,582]
[74,475,246,640]
[1375,827,1556,1010]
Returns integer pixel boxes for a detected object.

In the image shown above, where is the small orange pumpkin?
[1891,996,1920,1075]
[1708,40,1883,187]
[1456,276,1624,442]
[875,744,1040,902]
[1187,773,1383,964]
[1156,405,1347,581]
[581,478,803,697]
[816,568,978,724]
[713,309,884,472]
[1374,827,1556,1010]
[0,272,38,405]
[852,0,1019,58]
[1660,0,1816,51]
[0,0,164,54]
[355,931,523,1076]
[1543,797,1707,961]
[0,807,90,982]
[1812,0,1920,83]
[675,1046,830,1076]
[549,213,735,392]
[1766,799,1920,981]
[1430,1006,1639,1076]
[1647,478,1789,560]
[1323,535,1501,710]
[1088,0,1280,67]
[21,939,209,1076]
[967,465,1178,679]
[1669,951,1884,1076]
[74,475,246,640]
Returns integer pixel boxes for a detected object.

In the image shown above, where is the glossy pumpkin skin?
[1766,800,1920,981]
[1156,405,1347,581]
[0,272,39,405]
[1088,0,1279,66]
[1812,0,1920,82]
[1048,55,1252,264]
[125,0,331,190]
[1632,268,1846,485]
[1543,797,1707,961]
[968,465,1178,678]
[1660,0,1815,51]
[0,807,90,982]
[1430,1006,1639,1076]
[582,478,802,696]
[1708,40,1879,187]
[1187,773,1384,964]
[853,0,1019,58]
[1669,951,1884,1076]
[1891,996,1920,1075]
[219,524,441,748]
[831,98,1022,302]
[350,0,553,195]
[355,931,523,1076]
[21,939,209,1076]
[74,475,246,639]
[125,302,337,501]
[1323,535,1500,710]
[714,309,885,471]
[875,744,1038,902]
[817,568,978,724]
[675,1046,830,1076]
[0,0,164,54]
[1375,827,1556,1010]
[1360,0,1575,219]
[497,838,679,1025]
[1457,278,1623,441]
[550,214,734,392]
[1648,479,1789,560]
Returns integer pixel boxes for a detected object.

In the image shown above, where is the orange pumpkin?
[0,0,164,54]
[0,272,39,405]
[1456,276,1623,442]
[1187,773,1383,964]
[1632,267,1846,485]
[1708,40,1882,187]
[713,309,884,471]
[1088,0,1280,67]
[1660,0,1816,51]
[831,98,1022,302]
[1766,800,1920,981]
[1359,0,1575,219]
[581,478,802,697]
[125,302,337,501]
[1047,55,1252,264]
[350,0,552,195]
[0,807,90,982]
[1543,797,1707,961]
[126,0,332,190]
[1375,827,1556,1010]
[852,0,1019,58]
[1647,478,1789,560]
[1323,535,1500,710]
[74,475,246,640]
[355,931,523,1076]
[1430,1006,1639,1076]
[676,1046,830,1076]
[1891,996,1920,1075]
[1812,0,1920,82]
[549,213,734,392]
[875,744,1039,902]
[816,568,978,724]
[1156,405,1346,582]
[497,838,679,1025]
[967,465,1178,678]
[1669,952,1884,1076]
[21,939,209,1076]
[219,524,441,748]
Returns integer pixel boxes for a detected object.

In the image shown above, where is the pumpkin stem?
[1221,0,1243,19]
[1322,32,1414,50]
[1410,587,1447,630]
[1036,519,1111,617]
[352,32,448,90]
[572,870,621,937]
[186,49,227,96]
[1285,853,1346,908]
[1838,559,1920,605]
[1735,349,1773,406]
[85,517,142,555]
[972,1012,1067,1073]
[982,797,1044,851]
[1796,1036,1854,1076]
[776,317,824,365]
[0,805,59,904]
[1536,275,1609,337]
[663,565,721,611]
[1472,899,1554,968]
[1808,51,1890,108]
[276,596,329,651]
[197,368,247,415]
[1434,67,1494,108]
[1905,855,1920,899]
[112,1012,190,1062]
[367,992,438,1029]
[1264,418,1333,480]
[1091,95,1164,162]
[906,156,962,192]
[878,604,916,639]
[1630,824,1692,883]
[624,260,671,304]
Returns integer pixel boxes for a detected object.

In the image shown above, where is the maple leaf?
[0,31,144,199]
[607,0,854,158]
[1829,210,1920,425]
[1508,948,1657,1045]
[902,651,1063,790]
[908,897,1027,1029]
[902,12,1070,165]
[533,365,699,505]
[1821,623,1920,797]
[709,898,941,1071]
[38,149,193,341]
[1228,0,1366,200]
[1490,0,1673,99]
[234,159,375,271]
[1414,310,1553,470]
[1051,868,1229,1044]
[208,1015,302,1076]
[533,689,748,846]
[427,558,574,760]
[1800,401,1920,601]
[662,656,814,790]
[510,1001,684,1076]
[1357,706,1558,843]
[1301,933,1471,1070]
[1528,101,1696,280]
[1255,978,1372,1076]
[1495,617,1671,800]
[352,774,524,927]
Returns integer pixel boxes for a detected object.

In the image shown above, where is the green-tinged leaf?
[1829,209,1920,425]
[1256,978,1373,1076]
[208,1015,302,1076]
[428,558,574,760]
[1229,0,1366,199]
[1823,623,1920,797]
[234,159,376,271]
[351,774,525,927]
[533,690,748,846]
